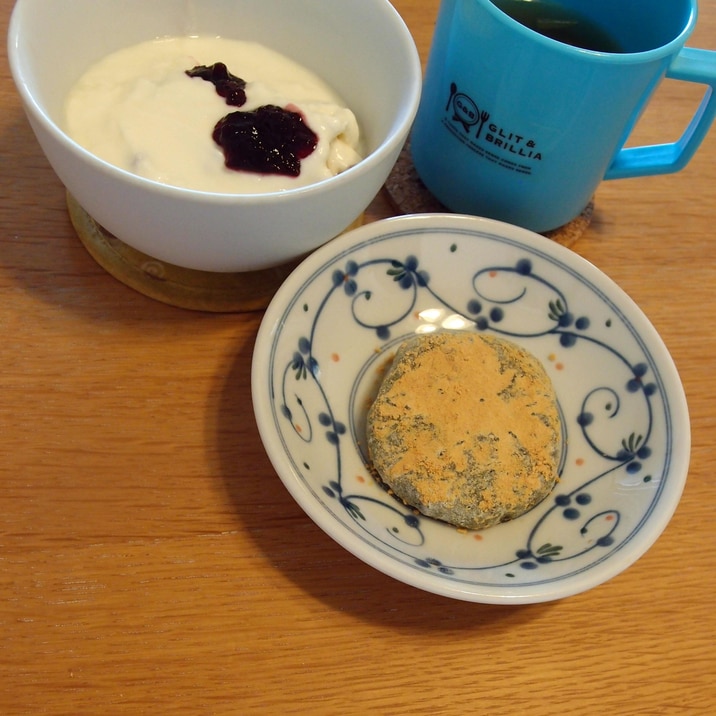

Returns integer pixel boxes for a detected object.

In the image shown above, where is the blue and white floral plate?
[251,214,690,603]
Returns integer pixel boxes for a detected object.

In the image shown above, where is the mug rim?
[484,0,698,64]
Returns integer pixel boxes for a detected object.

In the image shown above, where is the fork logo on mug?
[444,81,542,175]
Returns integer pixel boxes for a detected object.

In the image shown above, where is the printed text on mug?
[443,82,542,176]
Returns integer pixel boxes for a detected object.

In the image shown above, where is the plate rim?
[251,212,690,603]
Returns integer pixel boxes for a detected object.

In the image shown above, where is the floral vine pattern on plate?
[276,246,661,581]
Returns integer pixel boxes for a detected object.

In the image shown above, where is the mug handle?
[605,48,716,180]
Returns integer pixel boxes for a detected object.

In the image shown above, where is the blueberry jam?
[213,106,318,177]
[185,63,247,107]
[187,62,318,177]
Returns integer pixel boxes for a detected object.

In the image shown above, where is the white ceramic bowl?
[8,0,421,272]
[252,214,690,603]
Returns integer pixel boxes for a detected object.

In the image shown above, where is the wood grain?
[1,2,715,714]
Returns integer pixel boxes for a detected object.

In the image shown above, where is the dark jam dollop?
[213,106,318,177]
[186,62,318,177]
[185,63,247,107]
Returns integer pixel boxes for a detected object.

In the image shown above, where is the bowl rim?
[6,0,422,203]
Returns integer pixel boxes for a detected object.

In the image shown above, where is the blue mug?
[411,0,716,232]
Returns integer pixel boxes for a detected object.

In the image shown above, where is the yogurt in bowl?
[64,36,364,194]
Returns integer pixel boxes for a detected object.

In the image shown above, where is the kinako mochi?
[366,331,562,530]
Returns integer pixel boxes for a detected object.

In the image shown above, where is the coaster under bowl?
[67,193,361,312]
[385,140,593,249]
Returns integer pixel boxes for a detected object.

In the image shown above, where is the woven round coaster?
[67,193,361,312]
[384,140,593,248]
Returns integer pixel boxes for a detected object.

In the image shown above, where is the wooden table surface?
[2,1,715,714]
